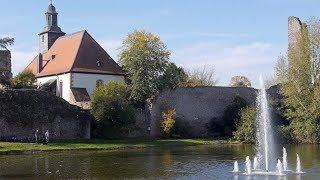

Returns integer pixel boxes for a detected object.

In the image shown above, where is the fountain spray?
[233,161,239,173]
[282,147,288,171]
[245,156,252,175]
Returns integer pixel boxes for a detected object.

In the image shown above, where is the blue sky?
[1,0,320,87]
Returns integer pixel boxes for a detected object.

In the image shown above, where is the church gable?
[26,31,124,77]
[25,1,124,78]
[70,31,124,75]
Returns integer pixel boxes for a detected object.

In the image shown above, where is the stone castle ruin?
[0,90,92,141]
[288,16,308,56]
[0,50,12,79]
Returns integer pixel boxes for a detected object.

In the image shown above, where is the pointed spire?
[39,0,65,53]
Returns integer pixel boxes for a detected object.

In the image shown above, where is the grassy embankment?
[0,138,239,155]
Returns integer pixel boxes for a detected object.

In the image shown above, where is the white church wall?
[37,73,71,102]
[72,73,124,96]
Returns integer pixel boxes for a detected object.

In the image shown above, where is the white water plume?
[233,161,239,173]
[255,76,275,171]
[282,147,288,171]
[245,156,252,175]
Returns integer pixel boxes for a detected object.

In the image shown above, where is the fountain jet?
[296,154,302,173]
[277,159,283,175]
[253,157,259,170]
[233,76,304,176]
[233,161,239,173]
[245,156,252,175]
[256,76,275,171]
[283,147,288,171]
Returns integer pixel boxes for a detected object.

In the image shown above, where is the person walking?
[44,130,50,145]
[35,130,39,143]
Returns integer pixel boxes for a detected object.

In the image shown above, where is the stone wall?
[150,86,259,137]
[288,16,307,56]
[0,50,12,79]
[0,90,92,141]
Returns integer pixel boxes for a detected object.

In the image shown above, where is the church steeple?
[38,1,65,53]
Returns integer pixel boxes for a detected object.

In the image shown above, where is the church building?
[25,2,125,109]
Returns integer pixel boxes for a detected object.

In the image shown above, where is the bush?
[208,118,224,137]
[229,76,252,87]
[234,106,256,143]
[172,118,192,138]
[161,109,176,137]
[91,81,135,138]
[12,70,36,89]
[222,96,248,136]
[0,77,11,88]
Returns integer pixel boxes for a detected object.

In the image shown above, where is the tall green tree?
[119,30,171,106]
[91,81,135,138]
[157,63,187,91]
[234,106,257,144]
[0,37,14,50]
[277,17,320,143]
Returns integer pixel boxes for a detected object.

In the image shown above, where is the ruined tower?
[0,50,12,79]
[38,1,65,53]
[288,16,308,55]
[288,16,303,52]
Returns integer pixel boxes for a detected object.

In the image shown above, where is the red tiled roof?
[26,31,124,77]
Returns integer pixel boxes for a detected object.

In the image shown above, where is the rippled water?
[0,145,319,179]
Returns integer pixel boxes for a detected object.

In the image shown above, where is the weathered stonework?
[149,86,281,138]
[288,16,308,55]
[150,86,258,137]
[0,50,12,79]
[0,90,92,141]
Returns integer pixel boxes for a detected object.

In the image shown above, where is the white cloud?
[172,41,285,88]
[11,46,37,76]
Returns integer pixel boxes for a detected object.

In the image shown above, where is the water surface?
[0,144,319,179]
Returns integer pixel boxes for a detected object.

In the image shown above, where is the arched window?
[96,79,104,87]
[59,81,63,98]
[96,61,101,67]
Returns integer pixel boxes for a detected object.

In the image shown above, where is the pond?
[0,145,319,179]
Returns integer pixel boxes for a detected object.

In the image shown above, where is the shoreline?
[0,139,241,155]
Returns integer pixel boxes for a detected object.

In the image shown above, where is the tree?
[222,96,248,136]
[91,81,135,138]
[157,63,187,91]
[276,17,320,143]
[12,70,36,89]
[180,65,218,87]
[0,37,14,50]
[161,109,176,137]
[119,30,170,106]
[230,76,251,87]
[234,106,257,144]
[0,68,12,88]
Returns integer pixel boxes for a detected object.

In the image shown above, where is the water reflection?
[0,145,318,179]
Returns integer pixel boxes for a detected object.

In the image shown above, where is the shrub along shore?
[0,139,239,155]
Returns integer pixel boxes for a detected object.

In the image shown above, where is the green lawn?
[0,139,238,155]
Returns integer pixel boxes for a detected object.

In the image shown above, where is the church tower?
[38,1,65,53]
